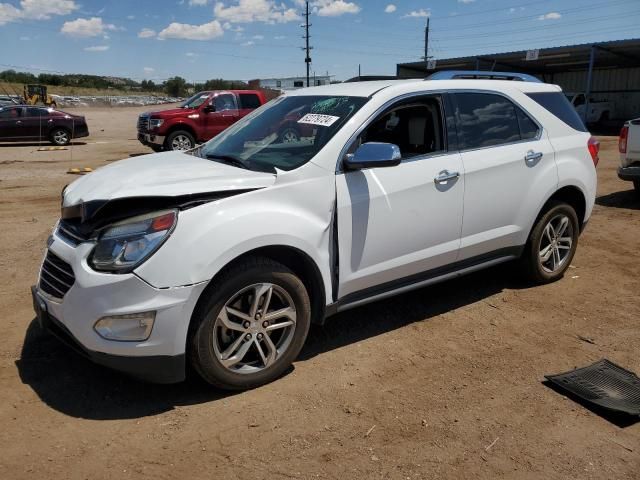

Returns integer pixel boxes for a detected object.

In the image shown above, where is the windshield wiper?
[205,154,249,170]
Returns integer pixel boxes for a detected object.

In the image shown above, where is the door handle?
[434,169,460,184]
[16,120,22,124]
[525,150,543,163]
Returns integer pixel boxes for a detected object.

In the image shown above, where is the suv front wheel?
[190,257,311,390]
[522,201,579,284]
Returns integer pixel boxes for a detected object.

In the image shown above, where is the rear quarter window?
[526,92,588,132]
[239,93,262,109]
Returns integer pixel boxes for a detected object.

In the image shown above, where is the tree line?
[0,70,249,97]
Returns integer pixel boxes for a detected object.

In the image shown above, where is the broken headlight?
[90,210,177,273]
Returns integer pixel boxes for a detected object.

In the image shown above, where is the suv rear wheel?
[190,257,311,390]
[165,130,195,151]
[633,180,640,197]
[522,201,579,284]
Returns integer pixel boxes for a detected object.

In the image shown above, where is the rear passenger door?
[22,107,47,140]
[238,92,262,118]
[452,92,557,261]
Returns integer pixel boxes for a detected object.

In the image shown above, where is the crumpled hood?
[63,151,276,208]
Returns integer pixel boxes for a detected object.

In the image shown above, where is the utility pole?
[301,1,312,87]
[424,18,430,71]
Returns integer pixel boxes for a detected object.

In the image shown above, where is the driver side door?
[335,94,465,300]
[203,93,240,141]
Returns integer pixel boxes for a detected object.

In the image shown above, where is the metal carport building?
[396,38,640,121]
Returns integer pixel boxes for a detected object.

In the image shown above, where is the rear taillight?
[619,126,629,154]
[587,136,600,167]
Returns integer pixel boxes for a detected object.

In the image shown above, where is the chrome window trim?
[335,88,546,172]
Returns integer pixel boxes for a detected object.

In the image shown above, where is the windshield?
[181,91,211,109]
[199,95,368,173]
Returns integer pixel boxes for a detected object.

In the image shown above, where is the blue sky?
[0,0,638,82]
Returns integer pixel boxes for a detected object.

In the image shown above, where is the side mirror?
[203,104,215,113]
[344,142,402,170]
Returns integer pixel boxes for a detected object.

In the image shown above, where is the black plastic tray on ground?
[545,359,640,416]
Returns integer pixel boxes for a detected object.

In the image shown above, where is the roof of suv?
[286,79,561,98]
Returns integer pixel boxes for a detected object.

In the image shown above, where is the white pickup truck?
[566,93,612,124]
[618,118,640,194]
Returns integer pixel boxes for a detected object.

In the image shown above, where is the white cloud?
[0,0,77,25]
[214,0,298,24]
[138,27,156,38]
[458,0,475,3]
[189,0,208,4]
[311,0,360,16]
[84,45,109,51]
[252,34,264,39]
[274,35,285,39]
[402,8,430,18]
[384,4,396,13]
[61,17,117,37]
[158,20,224,40]
[143,66,155,73]
[538,11,561,20]
[19,35,30,40]
[185,52,198,56]
[241,40,254,46]
[127,14,135,19]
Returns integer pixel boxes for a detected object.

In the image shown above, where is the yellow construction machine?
[23,84,57,107]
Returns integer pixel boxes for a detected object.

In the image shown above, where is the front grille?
[137,114,149,132]
[57,220,90,246]
[39,251,75,300]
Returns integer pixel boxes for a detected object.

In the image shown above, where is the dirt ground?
[0,105,639,480]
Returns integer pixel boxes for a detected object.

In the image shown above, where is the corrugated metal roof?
[398,38,640,77]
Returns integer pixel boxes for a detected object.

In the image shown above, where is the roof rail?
[427,70,542,83]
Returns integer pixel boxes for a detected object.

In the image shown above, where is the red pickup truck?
[137,90,267,151]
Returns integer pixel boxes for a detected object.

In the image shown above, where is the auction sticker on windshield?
[297,113,340,127]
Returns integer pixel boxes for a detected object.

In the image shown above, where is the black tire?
[521,201,579,284]
[50,127,71,146]
[164,130,195,151]
[633,180,640,197]
[150,144,163,153]
[190,257,311,390]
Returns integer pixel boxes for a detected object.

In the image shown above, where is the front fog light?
[94,312,156,341]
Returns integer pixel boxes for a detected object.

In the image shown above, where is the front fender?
[134,171,335,303]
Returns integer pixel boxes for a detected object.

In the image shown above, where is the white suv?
[32,72,598,389]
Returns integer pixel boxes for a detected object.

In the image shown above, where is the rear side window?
[526,92,588,132]
[239,93,261,109]
[453,93,522,149]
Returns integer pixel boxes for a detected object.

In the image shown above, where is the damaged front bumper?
[32,231,207,383]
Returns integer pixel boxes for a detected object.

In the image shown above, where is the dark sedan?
[0,105,89,146]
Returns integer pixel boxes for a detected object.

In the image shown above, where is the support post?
[583,45,595,124]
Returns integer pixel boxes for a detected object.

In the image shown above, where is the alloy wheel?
[213,283,297,374]
[538,213,573,273]
[171,134,193,150]
[53,130,69,145]
[280,129,300,143]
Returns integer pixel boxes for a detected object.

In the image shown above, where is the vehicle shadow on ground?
[596,189,640,210]
[301,263,523,361]
[0,142,87,148]
[17,264,525,421]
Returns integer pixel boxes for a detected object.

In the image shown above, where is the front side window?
[214,94,236,111]
[360,95,445,158]
[453,93,537,149]
[200,95,368,173]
